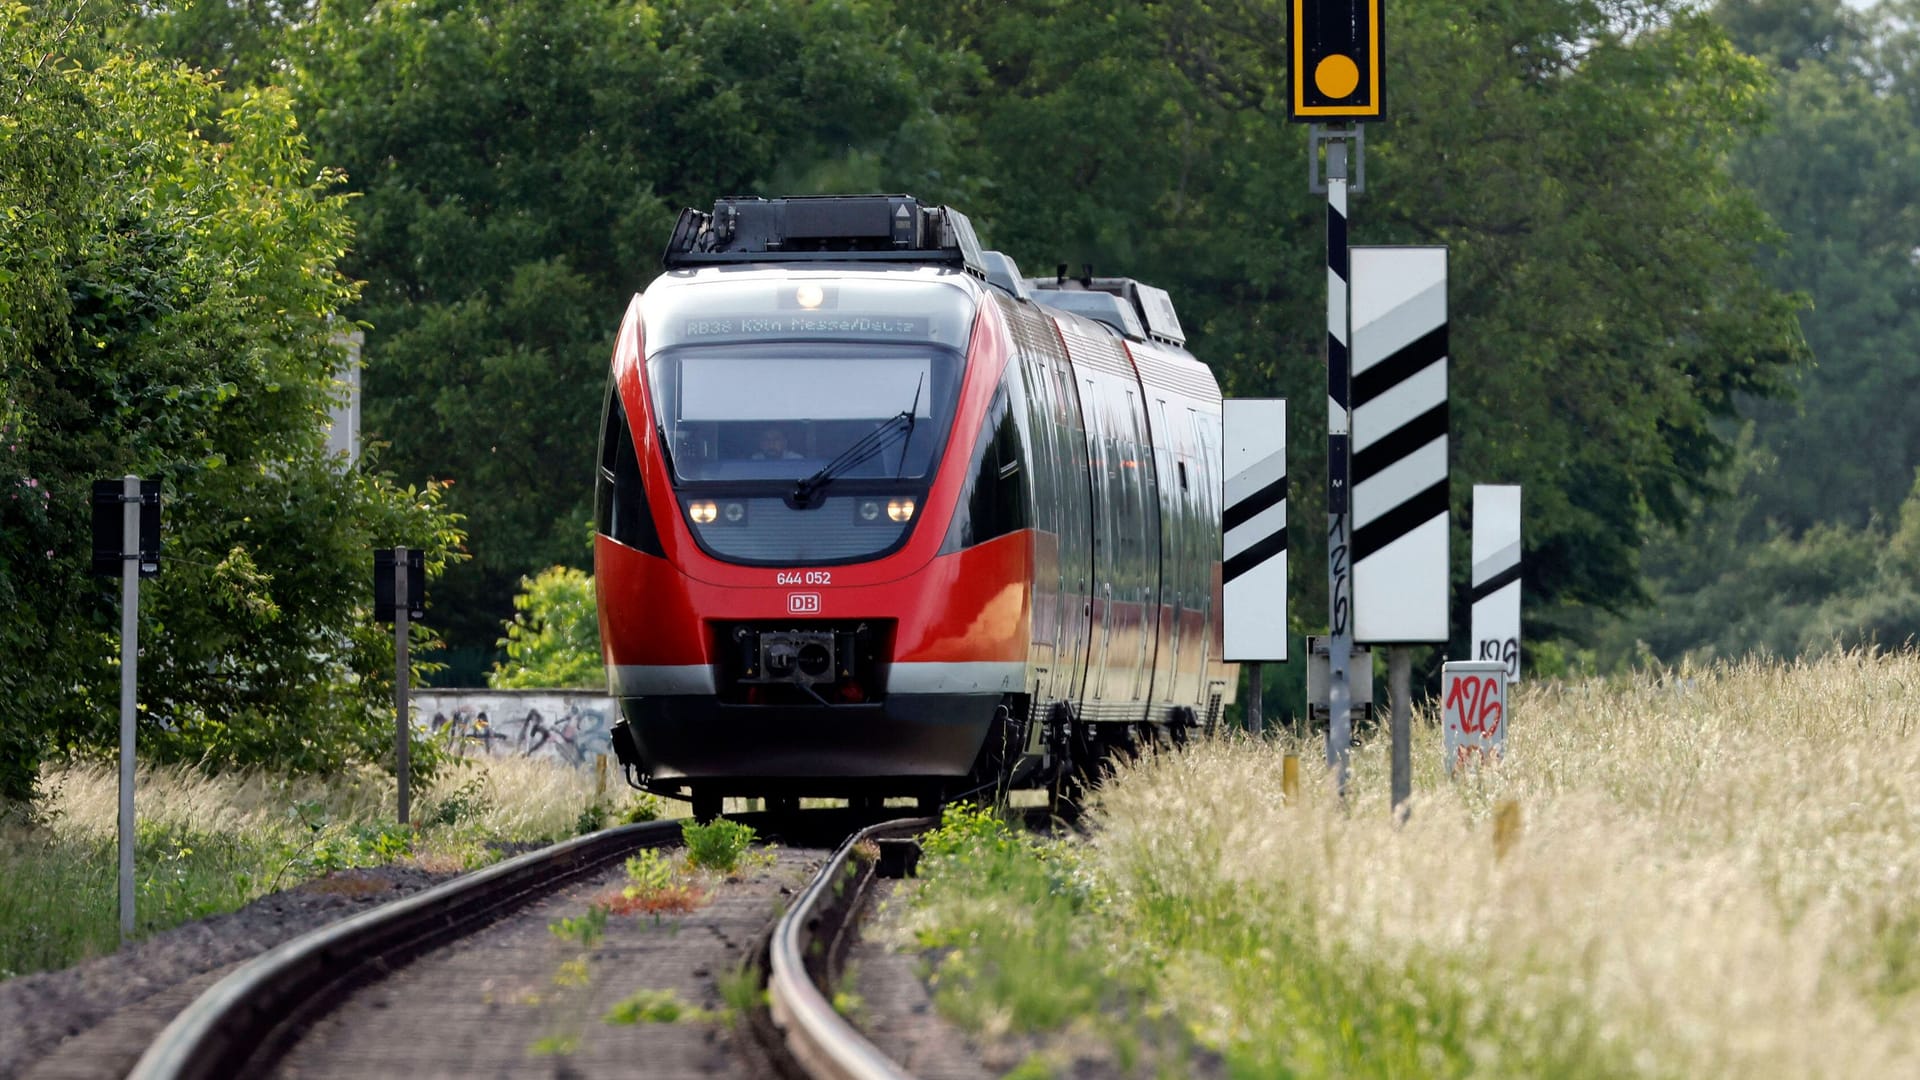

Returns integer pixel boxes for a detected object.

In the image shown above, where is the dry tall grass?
[35,754,608,846]
[1091,648,1920,1076]
[3,754,628,977]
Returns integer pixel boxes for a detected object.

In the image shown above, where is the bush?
[488,566,605,689]
[682,819,756,873]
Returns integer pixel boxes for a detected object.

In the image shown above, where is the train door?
[1017,349,1060,694]
[1122,389,1161,708]
[1156,398,1192,710]
[1086,376,1118,704]
[1053,354,1093,708]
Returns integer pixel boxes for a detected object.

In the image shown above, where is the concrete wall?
[414,689,616,767]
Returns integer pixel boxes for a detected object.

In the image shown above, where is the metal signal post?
[1319,132,1359,795]
[374,546,425,826]
[91,475,161,941]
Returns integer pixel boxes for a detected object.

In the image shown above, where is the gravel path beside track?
[846,879,992,1080]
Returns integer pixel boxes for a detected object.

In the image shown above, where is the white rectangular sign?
[1470,484,1522,682]
[1222,398,1287,661]
[1441,660,1507,774]
[1350,246,1449,643]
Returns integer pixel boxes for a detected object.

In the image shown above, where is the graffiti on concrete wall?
[415,691,615,767]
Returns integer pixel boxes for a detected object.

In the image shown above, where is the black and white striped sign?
[1471,484,1521,682]
[1350,246,1448,643]
[1223,398,1287,661]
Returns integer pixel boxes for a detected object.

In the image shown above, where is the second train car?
[595,195,1236,818]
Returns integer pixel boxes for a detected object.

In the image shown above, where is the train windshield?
[647,342,962,483]
[643,276,975,486]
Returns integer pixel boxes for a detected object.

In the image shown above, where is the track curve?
[128,819,684,1080]
[765,817,933,1080]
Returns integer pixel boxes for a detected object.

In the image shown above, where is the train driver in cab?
[753,424,803,461]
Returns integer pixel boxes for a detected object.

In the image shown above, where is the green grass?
[0,822,272,977]
[1,755,630,979]
[899,807,1652,1078]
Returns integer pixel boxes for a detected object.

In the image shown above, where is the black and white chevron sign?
[1471,484,1522,682]
[1350,246,1449,643]
[1222,398,1287,662]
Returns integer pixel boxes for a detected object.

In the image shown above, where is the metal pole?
[394,546,410,827]
[1390,645,1410,818]
[1246,661,1263,736]
[1325,138,1354,796]
[118,475,139,942]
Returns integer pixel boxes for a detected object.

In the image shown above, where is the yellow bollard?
[1493,799,1522,860]
[1282,754,1300,805]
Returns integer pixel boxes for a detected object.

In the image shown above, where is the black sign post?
[1289,0,1383,802]
[374,546,424,825]
[91,476,161,942]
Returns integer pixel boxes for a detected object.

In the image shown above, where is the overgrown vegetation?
[0,2,464,802]
[681,818,758,874]
[489,565,605,690]
[892,651,1920,1077]
[1,756,612,979]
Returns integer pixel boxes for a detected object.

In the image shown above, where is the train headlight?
[794,284,825,310]
[689,500,718,524]
[887,497,915,523]
[858,499,882,523]
[722,501,747,524]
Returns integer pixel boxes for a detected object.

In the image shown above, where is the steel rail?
[128,818,684,1080]
[766,816,932,1080]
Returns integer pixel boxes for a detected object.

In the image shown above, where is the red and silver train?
[595,195,1235,817]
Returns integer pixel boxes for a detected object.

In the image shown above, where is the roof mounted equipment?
[1028,273,1187,347]
[663,195,987,279]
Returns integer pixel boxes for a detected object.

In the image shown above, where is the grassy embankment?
[0,755,652,980]
[891,649,1920,1078]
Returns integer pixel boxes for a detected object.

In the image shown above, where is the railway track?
[124,811,939,1080]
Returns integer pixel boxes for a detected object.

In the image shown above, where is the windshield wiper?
[895,374,924,479]
[793,411,913,506]
[792,377,926,506]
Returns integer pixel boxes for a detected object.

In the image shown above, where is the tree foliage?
[1719,0,1920,534]
[915,0,1804,647]
[283,0,964,650]
[127,0,1849,676]
[262,0,1807,663]
[1586,0,1920,667]
[488,565,604,690]
[0,2,463,801]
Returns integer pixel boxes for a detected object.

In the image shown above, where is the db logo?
[787,592,821,614]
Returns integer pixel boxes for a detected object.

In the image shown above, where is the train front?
[593,198,1024,810]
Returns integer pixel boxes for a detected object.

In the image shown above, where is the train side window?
[941,382,1030,552]
[596,385,665,556]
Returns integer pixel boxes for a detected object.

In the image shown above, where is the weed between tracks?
[889,650,1920,1078]
[531,820,776,1058]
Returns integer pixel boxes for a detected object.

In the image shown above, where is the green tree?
[1717,0,1920,534]
[286,0,966,653]
[0,2,463,801]
[916,0,1804,650]
[116,0,310,89]
[488,565,605,689]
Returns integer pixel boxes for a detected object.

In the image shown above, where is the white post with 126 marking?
[1441,660,1507,776]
